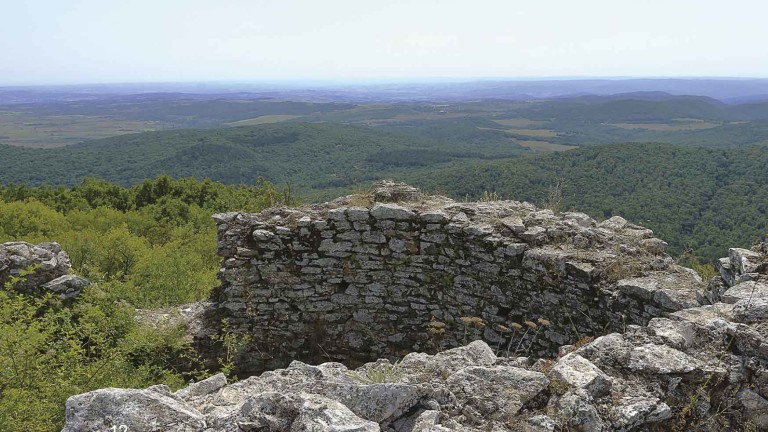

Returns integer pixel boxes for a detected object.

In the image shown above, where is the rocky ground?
[58,234,768,431]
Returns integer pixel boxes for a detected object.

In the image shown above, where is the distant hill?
[0,122,524,193]
[407,142,768,260]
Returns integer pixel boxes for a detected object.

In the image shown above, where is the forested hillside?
[2,118,767,259]
[0,123,524,191]
[407,143,768,260]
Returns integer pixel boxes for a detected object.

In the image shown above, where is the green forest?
[406,143,768,261]
[1,120,767,260]
[0,177,287,431]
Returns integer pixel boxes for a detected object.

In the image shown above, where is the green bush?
[0,176,285,432]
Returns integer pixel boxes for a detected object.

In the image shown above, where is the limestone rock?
[721,281,768,304]
[0,241,73,293]
[617,268,701,311]
[732,297,768,323]
[174,373,227,400]
[549,389,603,432]
[446,365,548,418]
[613,396,672,429]
[626,343,700,374]
[729,248,764,274]
[736,388,768,429]
[371,180,423,203]
[41,274,90,299]
[551,353,611,397]
[61,386,206,432]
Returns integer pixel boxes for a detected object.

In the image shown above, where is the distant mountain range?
[3,78,768,104]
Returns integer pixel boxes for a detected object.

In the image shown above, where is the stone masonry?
[207,182,702,374]
[60,184,768,431]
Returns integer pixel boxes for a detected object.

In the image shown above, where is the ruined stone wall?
[209,184,703,373]
[61,233,768,431]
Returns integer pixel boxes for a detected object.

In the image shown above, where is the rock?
[411,410,441,432]
[0,241,74,293]
[617,268,701,311]
[599,215,627,231]
[721,281,768,304]
[613,396,672,428]
[500,216,526,234]
[371,180,423,203]
[400,341,496,374]
[174,373,227,400]
[627,343,700,374]
[732,297,768,323]
[647,318,696,350]
[729,248,764,274]
[641,238,668,255]
[235,392,379,432]
[309,382,427,425]
[736,388,768,429]
[212,212,240,223]
[61,386,206,432]
[370,203,416,221]
[525,414,557,431]
[562,212,593,228]
[447,365,548,418]
[549,389,603,432]
[574,333,632,367]
[550,353,611,397]
[41,274,90,299]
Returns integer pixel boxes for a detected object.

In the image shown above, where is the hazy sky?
[2,0,767,85]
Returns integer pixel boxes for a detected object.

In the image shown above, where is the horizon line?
[3,75,768,89]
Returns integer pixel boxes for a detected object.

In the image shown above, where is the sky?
[2,0,767,85]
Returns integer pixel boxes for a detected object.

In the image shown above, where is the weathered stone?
[721,281,768,304]
[447,365,548,417]
[174,373,227,400]
[613,396,672,428]
[421,211,448,223]
[370,204,416,221]
[41,274,90,299]
[627,343,700,374]
[736,388,768,429]
[617,268,701,311]
[647,317,696,350]
[729,248,764,274]
[551,353,611,397]
[61,386,206,432]
[0,241,74,294]
[371,180,423,203]
[641,237,668,255]
[549,389,603,432]
[599,215,627,230]
[732,297,768,323]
